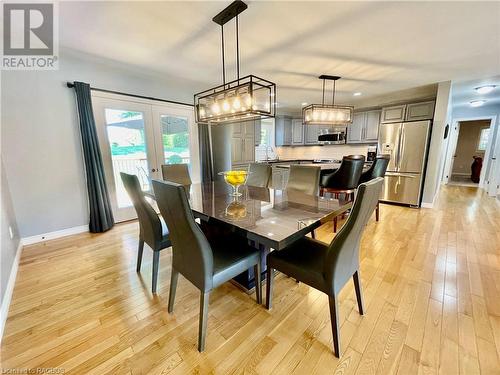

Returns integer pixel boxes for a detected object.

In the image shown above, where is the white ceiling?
[60,1,500,112]
[452,75,500,109]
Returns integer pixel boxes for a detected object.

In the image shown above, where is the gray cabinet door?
[405,101,435,121]
[364,110,381,141]
[254,120,261,146]
[381,105,406,123]
[275,116,292,146]
[291,119,304,145]
[348,112,365,143]
[304,125,320,144]
[231,137,243,164]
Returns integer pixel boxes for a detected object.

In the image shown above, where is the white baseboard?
[421,202,433,208]
[21,225,88,246]
[0,241,23,343]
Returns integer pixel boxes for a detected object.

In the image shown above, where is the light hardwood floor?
[1,186,499,374]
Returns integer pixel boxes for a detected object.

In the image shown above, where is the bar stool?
[357,154,390,221]
[320,155,365,232]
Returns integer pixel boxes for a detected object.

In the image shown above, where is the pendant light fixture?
[194,0,276,124]
[302,75,353,126]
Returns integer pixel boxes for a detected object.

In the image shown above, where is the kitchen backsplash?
[276,144,373,160]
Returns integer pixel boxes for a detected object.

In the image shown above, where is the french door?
[92,93,199,222]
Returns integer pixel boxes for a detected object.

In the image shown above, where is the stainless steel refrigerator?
[378,120,431,206]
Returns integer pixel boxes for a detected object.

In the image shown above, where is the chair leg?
[328,295,341,358]
[254,263,262,304]
[198,291,210,352]
[266,267,274,310]
[353,271,365,315]
[136,239,144,272]
[311,230,316,239]
[333,216,338,233]
[152,251,160,294]
[168,268,179,313]
[376,201,380,222]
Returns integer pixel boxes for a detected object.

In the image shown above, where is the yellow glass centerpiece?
[219,170,249,196]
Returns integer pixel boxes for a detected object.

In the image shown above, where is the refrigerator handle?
[399,126,406,171]
[396,125,403,171]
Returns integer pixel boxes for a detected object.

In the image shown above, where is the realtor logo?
[2,3,58,69]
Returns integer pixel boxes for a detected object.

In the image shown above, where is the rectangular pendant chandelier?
[194,0,276,124]
[195,75,276,123]
[302,104,353,126]
[302,75,353,126]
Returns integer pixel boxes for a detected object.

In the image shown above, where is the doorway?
[445,119,492,187]
[92,92,199,222]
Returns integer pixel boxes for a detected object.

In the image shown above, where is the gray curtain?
[73,81,114,232]
[198,122,213,182]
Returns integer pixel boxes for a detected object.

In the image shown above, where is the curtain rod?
[66,82,194,107]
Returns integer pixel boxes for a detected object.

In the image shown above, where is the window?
[477,127,490,151]
[255,118,276,161]
[160,115,190,165]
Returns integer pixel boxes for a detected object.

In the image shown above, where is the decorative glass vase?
[219,170,249,197]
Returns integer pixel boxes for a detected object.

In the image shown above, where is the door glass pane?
[105,109,149,208]
[160,115,190,165]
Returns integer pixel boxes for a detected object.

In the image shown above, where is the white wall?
[1,48,201,238]
[421,81,452,206]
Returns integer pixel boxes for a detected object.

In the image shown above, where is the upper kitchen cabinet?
[304,125,320,145]
[275,116,293,146]
[254,120,262,146]
[291,119,304,145]
[381,105,406,123]
[381,101,435,123]
[405,101,435,121]
[347,110,381,143]
[231,120,256,166]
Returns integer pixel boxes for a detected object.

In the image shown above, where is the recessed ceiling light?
[475,85,496,94]
[301,102,308,106]
[470,100,487,107]
[353,92,362,96]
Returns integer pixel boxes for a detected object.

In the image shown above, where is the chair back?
[161,164,192,186]
[287,165,320,195]
[152,179,214,292]
[322,155,365,190]
[359,155,390,184]
[120,173,163,249]
[246,163,272,188]
[324,178,383,294]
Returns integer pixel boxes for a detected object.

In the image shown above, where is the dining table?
[148,180,352,290]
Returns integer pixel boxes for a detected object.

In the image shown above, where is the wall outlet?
[8,226,14,240]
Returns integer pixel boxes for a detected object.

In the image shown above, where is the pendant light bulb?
[223,100,230,112]
[212,102,220,115]
[233,96,241,110]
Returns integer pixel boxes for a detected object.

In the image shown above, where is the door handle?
[151,168,157,172]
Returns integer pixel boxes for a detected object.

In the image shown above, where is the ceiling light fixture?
[194,0,276,124]
[302,75,354,126]
[301,102,308,106]
[475,85,496,94]
[470,100,487,107]
[353,92,362,96]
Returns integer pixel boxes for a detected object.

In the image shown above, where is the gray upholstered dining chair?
[161,164,192,186]
[120,173,171,294]
[265,178,383,357]
[246,163,272,188]
[358,155,390,221]
[152,179,262,352]
[286,165,321,196]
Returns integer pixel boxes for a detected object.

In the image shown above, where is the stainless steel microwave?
[318,127,347,145]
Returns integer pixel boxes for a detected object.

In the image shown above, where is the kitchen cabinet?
[291,119,304,145]
[254,120,262,146]
[304,125,320,145]
[405,101,435,121]
[381,105,406,123]
[231,120,255,166]
[275,116,293,146]
[347,110,381,143]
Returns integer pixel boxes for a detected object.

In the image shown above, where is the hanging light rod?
[212,0,247,25]
[194,0,276,124]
